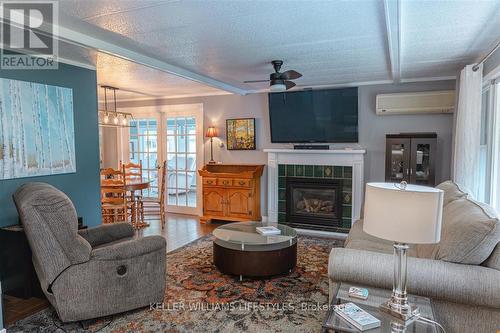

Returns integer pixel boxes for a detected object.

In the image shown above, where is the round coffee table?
[213,221,297,280]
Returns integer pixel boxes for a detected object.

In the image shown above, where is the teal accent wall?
[0,280,3,329]
[0,63,101,228]
[277,164,353,233]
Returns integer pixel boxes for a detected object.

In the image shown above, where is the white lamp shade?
[363,182,444,244]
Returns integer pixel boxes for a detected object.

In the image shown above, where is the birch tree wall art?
[0,78,75,180]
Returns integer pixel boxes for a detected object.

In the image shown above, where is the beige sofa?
[328,181,500,333]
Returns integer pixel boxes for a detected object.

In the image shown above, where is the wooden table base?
[213,242,297,278]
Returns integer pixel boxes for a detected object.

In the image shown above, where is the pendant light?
[98,86,134,128]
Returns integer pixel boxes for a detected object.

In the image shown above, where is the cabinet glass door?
[386,139,410,182]
[410,139,435,185]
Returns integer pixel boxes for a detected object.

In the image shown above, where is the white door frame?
[119,103,204,216]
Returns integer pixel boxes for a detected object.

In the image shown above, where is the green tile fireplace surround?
[264,148,366,234]
[277,164,353,233]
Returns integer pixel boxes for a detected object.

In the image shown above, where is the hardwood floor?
[3,295,50,327]
[3,213,220,327]
[138,213,220,252]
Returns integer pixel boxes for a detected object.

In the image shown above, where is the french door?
[128,119,158,198]
[121,104,203,216]
[163,105,203,215]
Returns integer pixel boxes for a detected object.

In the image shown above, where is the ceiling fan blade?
[243,79,270,83]
[285,81,296,90]
[280,70,302,80]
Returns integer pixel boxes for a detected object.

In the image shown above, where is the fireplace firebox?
[286,177,343,230]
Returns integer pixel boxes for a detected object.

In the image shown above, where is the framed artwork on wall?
[0,78,75,180]
[226,118,256,150]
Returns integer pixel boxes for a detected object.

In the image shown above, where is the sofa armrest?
[329,248,500,309]
[91,235,166,260]
[78,223,135,248]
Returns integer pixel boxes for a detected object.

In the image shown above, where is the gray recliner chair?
[13,182,166,322]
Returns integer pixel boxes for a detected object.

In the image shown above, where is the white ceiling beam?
[0,17,248,95]
[246,80,395,94]
[400,76,457,83]
[55,25,249,96]
[383,0,401,83]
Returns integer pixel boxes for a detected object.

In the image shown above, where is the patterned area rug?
[9,235,343,333]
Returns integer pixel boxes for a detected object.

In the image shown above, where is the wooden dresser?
[198,164,264,223]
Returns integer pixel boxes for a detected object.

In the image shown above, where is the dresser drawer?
[218,178,233,186]
[233,179,251,187]
[203,178,217,186]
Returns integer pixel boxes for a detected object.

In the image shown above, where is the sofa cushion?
[418,197,500,264]
[482,243,500,270]
[436,181,468,206]
[346,220,416,257]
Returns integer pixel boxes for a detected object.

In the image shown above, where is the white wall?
[116,79,456,216]
[100,127,119,168]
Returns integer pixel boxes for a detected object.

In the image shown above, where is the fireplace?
[286,177,343,230]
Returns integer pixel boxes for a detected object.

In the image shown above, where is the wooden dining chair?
[100,187,129,224]
[121,161,143,182]
[100,168,123,182]
[143,161,167,229]
[121,161,145,225]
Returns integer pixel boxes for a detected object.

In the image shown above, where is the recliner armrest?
[329,248,500,309]
[78,223,135,247]
[91,235,166,260]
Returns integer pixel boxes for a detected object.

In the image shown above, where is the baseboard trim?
[295,228,348,240]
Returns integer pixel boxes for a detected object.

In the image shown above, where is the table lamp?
[363,182,443,322]
[205,126,218,164]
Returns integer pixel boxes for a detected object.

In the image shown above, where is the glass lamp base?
[381,242,421,324]
[380,298,420,322]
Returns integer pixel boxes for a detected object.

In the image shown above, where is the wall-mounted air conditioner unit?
[376,90,455,115]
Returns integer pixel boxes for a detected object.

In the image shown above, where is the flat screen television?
[268,87,358,143]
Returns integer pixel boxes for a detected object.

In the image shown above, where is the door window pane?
[167,119,176,135]
[186,117,196,134]
[186,154,196,171]
[177,135,187,153]
[187,135,196,153]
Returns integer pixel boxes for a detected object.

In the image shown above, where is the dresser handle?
[238,181,245,185]
[223,180,230,185]
[207,180,213,184]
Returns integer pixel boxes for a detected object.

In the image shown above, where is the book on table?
[334,302,381,331]
[256,226,281,235]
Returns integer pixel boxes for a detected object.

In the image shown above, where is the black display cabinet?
[385,133,437,186]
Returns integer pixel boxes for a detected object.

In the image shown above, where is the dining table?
[100,180,150,229]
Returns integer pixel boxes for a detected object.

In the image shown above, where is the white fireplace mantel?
[264,148,366,229]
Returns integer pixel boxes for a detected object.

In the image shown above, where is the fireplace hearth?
[286,177,343,230]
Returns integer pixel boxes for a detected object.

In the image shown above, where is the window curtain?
[452,64,483,198]
[490,81,500,209]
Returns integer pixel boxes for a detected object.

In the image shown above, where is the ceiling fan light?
[113,114,119,125]
[103,112,109,124]
[270,83,286,92]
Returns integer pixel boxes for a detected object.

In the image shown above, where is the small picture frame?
[226,118,256,150]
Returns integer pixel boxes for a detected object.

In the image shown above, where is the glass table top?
[213,221,297,251]
[323,284,438,333]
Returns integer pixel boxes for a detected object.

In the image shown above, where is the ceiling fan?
[244,60,302,92]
